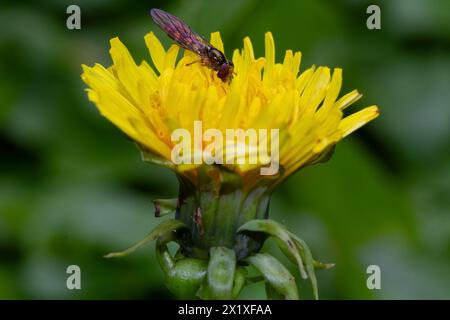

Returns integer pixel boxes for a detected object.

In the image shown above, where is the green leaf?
[104,219,187,258]
[137,143,175,169]
[155,231,209,299]
[231,267,247,299]
[314,260,335,270]
[265,282,284,300]
[166,258,208,299]
[311,145,336,165]
[277,239,334,270]
[238,219,307,279]
[153,198,178,217]
[246,253,299,300]
[155,229,177,274]
[245,275,265,284]
[201,247,236,300]
[287,231,320,300]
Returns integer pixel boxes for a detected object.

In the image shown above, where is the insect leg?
[185,59,202,67]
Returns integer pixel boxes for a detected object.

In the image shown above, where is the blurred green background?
[1,0,449,299]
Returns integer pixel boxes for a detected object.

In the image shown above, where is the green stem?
[176,166,271,260]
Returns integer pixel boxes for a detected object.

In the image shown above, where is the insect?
[150,8,234,83]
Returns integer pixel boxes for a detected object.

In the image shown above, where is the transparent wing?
[150,8,210,56]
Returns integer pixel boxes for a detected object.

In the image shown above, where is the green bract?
[105,166,333,300]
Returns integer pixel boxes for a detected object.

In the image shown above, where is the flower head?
[81,32,378,188]
[85,29,380,300]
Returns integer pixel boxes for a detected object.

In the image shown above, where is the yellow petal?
[243,36,255,62]
[164,45,180,70]
[335,89,362,110]
[263,32,275,84]
[316,68,342,121]
[144,32,166,74]
[210,32,224,53]
[338,105,380,137]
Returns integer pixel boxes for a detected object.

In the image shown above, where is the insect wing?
[150,8,210,56]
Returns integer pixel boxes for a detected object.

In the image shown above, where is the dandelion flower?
[81,31,379,300]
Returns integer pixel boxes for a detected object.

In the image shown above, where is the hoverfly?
[150,8,234,83]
